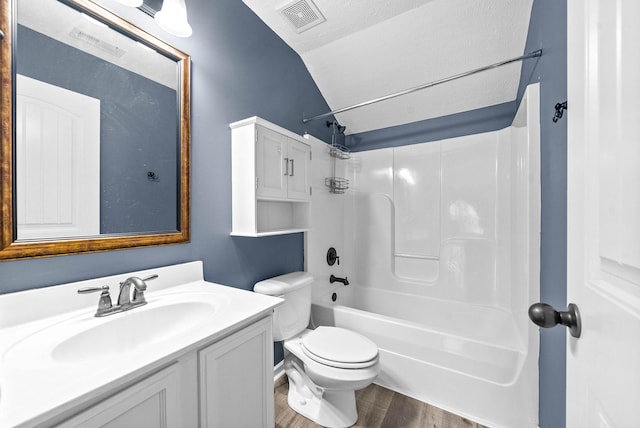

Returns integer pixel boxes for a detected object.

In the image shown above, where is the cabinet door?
[56,365,180,428]
[199,317,274,428]
[286,139,311,200]
[256,126,287,199]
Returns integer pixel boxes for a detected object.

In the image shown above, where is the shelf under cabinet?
[231,199,310,237]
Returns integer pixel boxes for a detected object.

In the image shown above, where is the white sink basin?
[3,292,228,368]
[52,300,216,363]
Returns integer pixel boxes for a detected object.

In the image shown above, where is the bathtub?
[311,284,538,428]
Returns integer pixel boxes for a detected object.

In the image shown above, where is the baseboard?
[274,361,286,387]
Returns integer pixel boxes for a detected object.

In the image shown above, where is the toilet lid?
[302,327,378,369]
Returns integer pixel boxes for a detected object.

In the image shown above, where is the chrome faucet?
[78,274,158,317]
[330,274,349,286]
[117,274,158,308]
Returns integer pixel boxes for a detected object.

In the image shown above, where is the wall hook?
[553,101,567,123]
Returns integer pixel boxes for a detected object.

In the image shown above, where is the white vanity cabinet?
[231,116,311,236]
[53,316,273,428]
[56,365,182,428]
[199,316,273,427]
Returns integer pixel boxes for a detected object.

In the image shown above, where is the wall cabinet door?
[256,126,288,199]
[56,365,180,428]
[199,317,274,428]
[255,126,310,201]
[286,139,311,200]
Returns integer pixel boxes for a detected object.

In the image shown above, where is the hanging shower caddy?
[325,120,350,194]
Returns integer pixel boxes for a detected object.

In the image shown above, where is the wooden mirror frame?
[0,0,190,261]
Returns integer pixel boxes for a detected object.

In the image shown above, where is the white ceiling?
[242,0,534,135]
[19,0,177,89]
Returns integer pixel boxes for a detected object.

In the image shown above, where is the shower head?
[326,120,347,134]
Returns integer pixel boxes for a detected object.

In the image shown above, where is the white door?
[16,74,100,239]
[567,0,640,426]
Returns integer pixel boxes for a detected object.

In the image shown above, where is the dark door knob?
[528,302,581,338]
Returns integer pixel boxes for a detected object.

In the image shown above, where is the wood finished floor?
[275,378,487,428]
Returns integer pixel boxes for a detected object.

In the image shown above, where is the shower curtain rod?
[302,49,542,124]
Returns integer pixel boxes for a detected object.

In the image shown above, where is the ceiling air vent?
[69,28,126,58]
[279,0,326,33]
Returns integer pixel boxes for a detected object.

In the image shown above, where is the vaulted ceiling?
[241,0,533,135]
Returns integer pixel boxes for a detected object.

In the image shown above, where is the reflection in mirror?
[17,0,178,239]
[0,0,191,260]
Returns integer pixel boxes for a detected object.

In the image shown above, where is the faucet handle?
[142,274,159,283]
[78,285,110,294]
[135,274,158,292]
[78,285,114,316]
[131,274,158,304]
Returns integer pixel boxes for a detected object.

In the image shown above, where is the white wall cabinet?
[231,117,312,236]
[54,317,274,428]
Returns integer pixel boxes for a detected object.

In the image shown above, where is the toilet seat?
[301,326,378,369]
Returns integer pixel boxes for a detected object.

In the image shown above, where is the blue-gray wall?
[346,101,517,151]
[518,1,567,427]
[17,25,178,234]
[2,0,334,303]
[345,1,568,427]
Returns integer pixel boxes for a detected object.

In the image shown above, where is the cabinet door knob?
[284,157,289,176]
[290,159,294,176]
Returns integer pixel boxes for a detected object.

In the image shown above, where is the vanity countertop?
[0,261,282,428]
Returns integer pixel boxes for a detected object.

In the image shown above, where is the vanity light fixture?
[115,0,143,7]
[154,0,193,38]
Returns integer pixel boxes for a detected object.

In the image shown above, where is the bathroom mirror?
[0,0,191,260]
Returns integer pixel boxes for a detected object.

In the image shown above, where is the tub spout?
[330,274,349,286]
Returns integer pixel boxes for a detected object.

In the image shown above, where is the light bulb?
[115,0,143,7]
[154,0,193,38]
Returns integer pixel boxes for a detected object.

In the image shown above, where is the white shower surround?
[305,84,540,428]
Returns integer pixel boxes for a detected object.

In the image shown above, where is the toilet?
[254,272,380,428]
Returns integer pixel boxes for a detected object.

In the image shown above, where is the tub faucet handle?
[327,247,340,266]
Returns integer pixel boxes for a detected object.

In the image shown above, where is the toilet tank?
[254,272,313,341]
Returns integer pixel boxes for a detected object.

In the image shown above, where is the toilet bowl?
[283,328,380,427]
[254,272,380,428]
